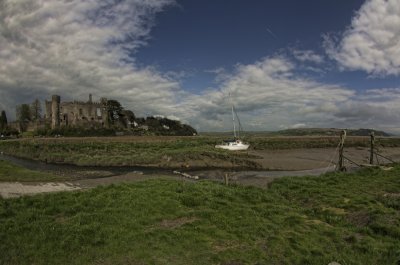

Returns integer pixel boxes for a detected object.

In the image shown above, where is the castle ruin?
[9,94,197,136]
[45,94,109,129]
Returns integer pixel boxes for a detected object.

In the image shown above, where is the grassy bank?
[1,136,400,168]
[0,160,62,182]
[1,166,399,264]
[0,137,259,168]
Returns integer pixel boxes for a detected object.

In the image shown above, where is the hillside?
[274,128,391,137]
[201,128,392,137]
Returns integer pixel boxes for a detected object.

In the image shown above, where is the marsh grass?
[1,166,399,264]
[0,137,253,168]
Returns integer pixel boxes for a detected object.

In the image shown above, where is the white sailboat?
[215,94,250,151]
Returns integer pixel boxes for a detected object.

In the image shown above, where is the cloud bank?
[181,57,354,130]
[176,56,400,133]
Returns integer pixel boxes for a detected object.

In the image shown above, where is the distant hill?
[272,128,392,137]
[201,128,392,137]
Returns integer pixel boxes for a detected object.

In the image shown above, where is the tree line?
[16,99,42,123]
[0,99,43,135]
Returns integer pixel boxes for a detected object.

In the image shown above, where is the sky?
[1,0,400,133]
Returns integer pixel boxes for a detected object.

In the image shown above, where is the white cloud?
[175,57,357,131]
[324,0,400,76]
[292,49,324,64]
[290,123,307,129]
[329,88,400,134]
[0,0,177,119]
[174,56,400,133]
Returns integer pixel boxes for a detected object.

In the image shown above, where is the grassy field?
[1,136,400,168]
[1,166,399,264]
[0,160,63,182]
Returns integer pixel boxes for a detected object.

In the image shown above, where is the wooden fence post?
[369,131,375,165]
[224,173,229,185]
[338,130,347,171]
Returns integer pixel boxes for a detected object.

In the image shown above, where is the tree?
[107,100,123,124]
[16,104,31,122]
[31,99,42,121]
[0,110,7,131]
[121,110,135,127]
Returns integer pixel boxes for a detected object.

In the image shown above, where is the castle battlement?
[61,100,103,106]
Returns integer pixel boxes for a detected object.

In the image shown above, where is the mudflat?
[248,147,400,170]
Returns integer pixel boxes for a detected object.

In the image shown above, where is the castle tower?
[51,95,61,129]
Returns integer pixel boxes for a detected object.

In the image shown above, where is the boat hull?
[215,144,250,151]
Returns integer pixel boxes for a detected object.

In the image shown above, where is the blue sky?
[1,0,400,132]
[137,0,397,92]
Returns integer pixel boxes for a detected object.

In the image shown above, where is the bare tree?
[31,99,42,121]
[16,104,31,122]
[16,104,31,132]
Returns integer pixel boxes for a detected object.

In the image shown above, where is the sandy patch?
[0,182,81,198]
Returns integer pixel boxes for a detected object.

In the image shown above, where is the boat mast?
[233,105,242,139]
[232,104,237,138]
[229,93,236,139]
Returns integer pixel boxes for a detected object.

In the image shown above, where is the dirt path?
[0,172,185,198]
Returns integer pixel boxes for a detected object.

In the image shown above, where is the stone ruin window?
[96,108,101,117]
[79,109,83,115]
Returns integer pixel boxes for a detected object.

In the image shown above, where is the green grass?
[0,160,62,182]
[1,166,400,264]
